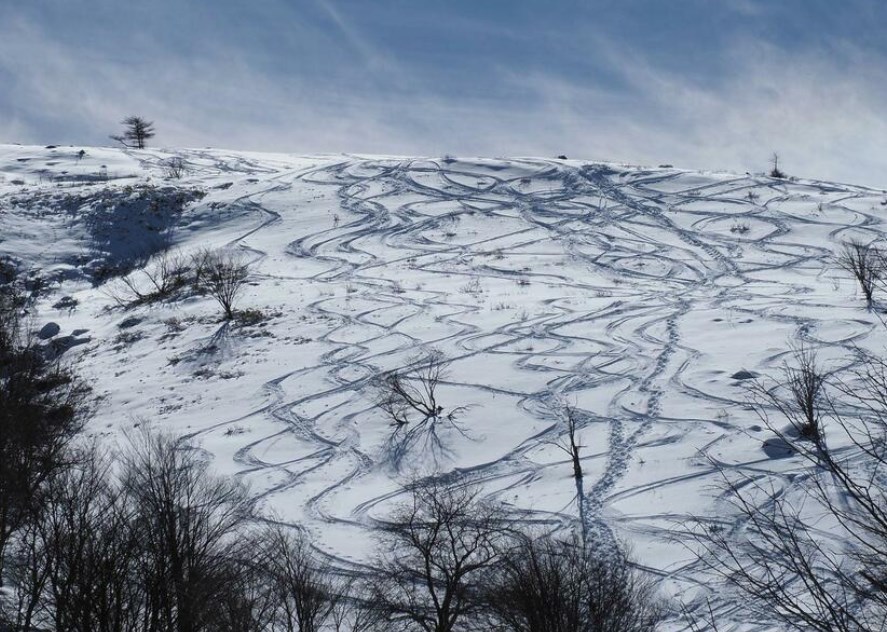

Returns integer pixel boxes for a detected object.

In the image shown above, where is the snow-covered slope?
[3,144,886,627]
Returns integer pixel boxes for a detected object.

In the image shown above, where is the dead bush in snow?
[376,353,468,467]
[163,156,188,179]
[837,239,884,308]
[752,345,828,444]
[193,248,250,320]
[107,249,195,307]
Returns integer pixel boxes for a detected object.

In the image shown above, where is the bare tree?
[692,348,887,631]
[552,405,584,483]
[193,249,249,320]
[837,239,883,308]
[121,429,252,632]
[110,116,155,149]
[366,480,504,632]
[550,404,590,544]
[483,531,662,632]
[260,525,345,632]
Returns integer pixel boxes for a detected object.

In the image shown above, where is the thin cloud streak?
[2,5,887,187]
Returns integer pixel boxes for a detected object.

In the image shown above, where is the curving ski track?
[122,155,887,629]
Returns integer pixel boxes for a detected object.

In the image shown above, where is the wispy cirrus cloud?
[2,1,886,187]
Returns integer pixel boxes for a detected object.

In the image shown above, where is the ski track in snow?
[4,146,887,630]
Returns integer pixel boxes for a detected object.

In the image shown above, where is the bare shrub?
[108,250,194,307]
[193,249,249,320]
[483,532,663,632]
[460,277,483,297]
[365,480,503,632]
[164,156,188,179]
[753,345,827,444]
[376,353,468,466]
[378,355,446,427]
[837,239,884,308]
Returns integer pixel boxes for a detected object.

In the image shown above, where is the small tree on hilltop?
[110,116,155,150]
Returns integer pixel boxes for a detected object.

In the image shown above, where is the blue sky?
[2,1,887,185]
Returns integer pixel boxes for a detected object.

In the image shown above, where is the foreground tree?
[262,524,347,632]
[0,285,89,580]
[110,116,156,149]
[1,430,259,631]
[694,347,887,631]
[121,429,253,632]
[2,445,142,631]
[366,480,503,632]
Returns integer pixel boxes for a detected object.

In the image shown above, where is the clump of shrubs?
[108,248,251,320]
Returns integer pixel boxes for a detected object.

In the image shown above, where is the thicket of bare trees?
[694,346,887,631]
[364,479,662,632]
[1,431,254,631]
[0,285,90,581]
[0,429,364,632]
[483,533,662,632]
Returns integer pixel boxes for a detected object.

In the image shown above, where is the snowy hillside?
[3,144,886,628]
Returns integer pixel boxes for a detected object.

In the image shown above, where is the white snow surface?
[3,144,887,629]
